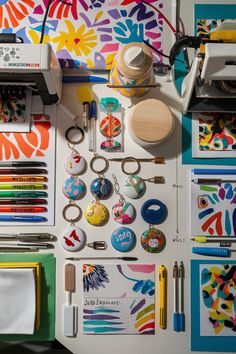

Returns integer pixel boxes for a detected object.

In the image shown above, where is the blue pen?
[193,169,236,175]
[62,76,108,84]
[0,215,47,222]
[89,100,97,152]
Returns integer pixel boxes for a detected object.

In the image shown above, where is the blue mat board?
[191,260,236,352]
[179,4,236,165]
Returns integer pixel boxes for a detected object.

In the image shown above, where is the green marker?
[0,184,47,190]
[0,191,48,198]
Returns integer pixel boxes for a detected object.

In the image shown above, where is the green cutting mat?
[0,253,56,341]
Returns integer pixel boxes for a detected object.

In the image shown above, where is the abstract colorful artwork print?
[83,264,155,334]
[196,19,226,39]
[198,113,236,151]
[191,173,236,236]
[0,0,164,69]
[200,264,236,336]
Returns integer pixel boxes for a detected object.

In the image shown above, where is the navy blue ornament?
[90,177,112,199]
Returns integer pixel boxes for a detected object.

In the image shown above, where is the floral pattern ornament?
[0,0,164,69]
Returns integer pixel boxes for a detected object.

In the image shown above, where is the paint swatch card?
[191,260,236,352]
[192,113,236,158]
[83,264,155,335]
[190,170,236,236]
[0,106,56,226]
[0,88,32,132]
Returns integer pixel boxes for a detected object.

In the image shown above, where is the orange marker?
[0,176,48,183]
[0,206,47,213]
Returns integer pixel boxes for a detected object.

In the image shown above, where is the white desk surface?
[2,1,236,353]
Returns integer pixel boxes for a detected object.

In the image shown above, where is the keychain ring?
[62,203,82,223]
[65,126,84,145]
[121,157,141,175]
[90,154,109,175]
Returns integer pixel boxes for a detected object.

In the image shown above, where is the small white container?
[128,99,174,147]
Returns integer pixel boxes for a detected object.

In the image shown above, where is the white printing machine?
[0,43,62,105]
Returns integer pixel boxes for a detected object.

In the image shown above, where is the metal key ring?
[121,157,141,175]
[65,126,84,145]
[90,154,109,175]
[62,203,82,223]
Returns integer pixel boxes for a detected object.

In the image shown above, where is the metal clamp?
[90,154,109,175]
[62,203,82,224]
[121,157,141,176]
[65,126,84,145]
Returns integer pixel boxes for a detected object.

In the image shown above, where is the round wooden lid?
[117,42,153,80]
[129,99,174,144]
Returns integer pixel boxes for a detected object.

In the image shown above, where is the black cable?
[40,0,53,44]
[143,40,171,59]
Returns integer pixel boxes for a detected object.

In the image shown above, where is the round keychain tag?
[123,175,145,199]
[100,115,121,137]
[141,227,166,253]
[64,153,86,176]
[62,177,86,200]
[111,227,136,252]
[141,199,168,224]
[112,201,136,224]
[60,225,86,252]
[90,177,113,200]
[84,201,109,226]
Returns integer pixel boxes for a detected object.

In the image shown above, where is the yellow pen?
[159,265,167,329]
[191,236,236,243]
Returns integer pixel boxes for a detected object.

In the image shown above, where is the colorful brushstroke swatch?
[198,113,236,151]
[191,177,236,236]
[83,264,155,334]
[0,0,164,69]
[200,264,236,336]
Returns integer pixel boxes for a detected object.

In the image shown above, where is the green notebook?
[0,253,56,341]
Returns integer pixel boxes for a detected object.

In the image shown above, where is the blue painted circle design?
[141,199,168,224]
[111,227,136,252]
[90,177,112,199]
[62,177,86,200]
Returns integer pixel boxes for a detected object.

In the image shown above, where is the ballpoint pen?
[89,100,97,152]
[0,199,47,205]
[0,184,47,190]
[65,257,138,261]
[0,242,54,249]
[192,169,236,175]
[0,246,39,252]
[0,168,48,175]
[173,261,179,332]
[192,179,236,185]
[0,215,47,222]
[0,206,47,213]
[0,176,48,183]
[0,233,56,241]
[62,76,108,84]
[191,236,236,244]
[179,261,185,331]
[159,265,167,329]
[83,101,90,131]
[0,162,47,167]
[0,191,48,198]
